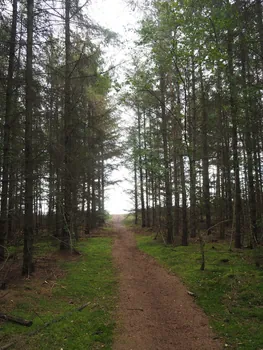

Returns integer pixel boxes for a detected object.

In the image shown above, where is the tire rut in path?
[112,215,223,350]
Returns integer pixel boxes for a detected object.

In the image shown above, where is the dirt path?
[112,215,223,350]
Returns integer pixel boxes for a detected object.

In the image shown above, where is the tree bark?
[216,64,225,239]
[199,65,211,234]
[160,71,173,244]
[138,107,146,228]
[238,6,258,242]
[134,157,138,225]
[0,0,18,260]
[23,0,34,275]
[180,155,188,246]
[61,0,72,250]
[227,29,242,248]
[189,56,197,238]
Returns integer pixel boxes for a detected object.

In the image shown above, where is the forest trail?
[112,215,223,350]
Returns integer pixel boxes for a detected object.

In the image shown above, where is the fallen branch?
[127,308,143,311]
[77,303,89,311]
[0,291,9,298]
[0,313,33,327]
[29,302,90,335]
[0,342,15,350]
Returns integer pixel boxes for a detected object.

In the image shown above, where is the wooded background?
[0,0,120,274]
[0,0,263,275]
[125,0,263,249]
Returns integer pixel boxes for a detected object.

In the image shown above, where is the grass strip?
[137,235,263,350]
[0,237,117,350]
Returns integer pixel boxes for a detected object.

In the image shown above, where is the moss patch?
[0,238,117,350]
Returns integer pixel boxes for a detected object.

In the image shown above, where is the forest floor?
[0,237,117,349]
[1,217,262,349]
[111,215,223,350]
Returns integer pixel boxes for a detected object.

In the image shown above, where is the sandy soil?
[112,215,223,350]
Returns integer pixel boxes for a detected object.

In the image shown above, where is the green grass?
[7,238,58,257]
[0,238,117,350]
[137,235,263,350]
[122,214,136,227]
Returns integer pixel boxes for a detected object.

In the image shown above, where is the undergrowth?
[0,237,117,350]
[137,235,263,350]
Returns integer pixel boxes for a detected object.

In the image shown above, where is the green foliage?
[0,238,117,350]
[137,236,263,349]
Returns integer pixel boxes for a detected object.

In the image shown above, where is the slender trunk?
[199,65,211,233]
[55,98,61,238]
[72,188,78,240]
[7,160,15,242]
[228,29,242,248]
[171,80,179,237]
[0,0,18,260]
[173,149,179,237]
[61,0,72,250]
[189,57,197,238]
[256,0,263,64]
[85,176,91,235]
[98,165,101,212]
[180,155,188,246]
[134,157,138,225]
[81,179,85,215]
[254,147,262,238]
[239,24,258,242]
[143,111,150,227]
[145,169,150,227]
[151,172,155,227]
[48,89,54,232]
[224,137,232,221]
[160,71,173,243]
[91,172,96,227]
[101,149,105,213]
[216,65,225,239]
[138,107,146,227]
[23,0,34,275]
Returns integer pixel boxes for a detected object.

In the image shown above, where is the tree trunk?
[143,110,150,227]
[216,64,225,239]
[189,56,197,238]
[160,71,173,244]
[91,172,96,228]
[228,29,242,248]
[134,157,138,225]
[61,0,72,250]
[7,160,15,242]
[239,15,258,242]
[0,0,18,260]
[48,77,55,233]
[85,176,91,235]
[256,0,263,65]
[180,155,188,246]
[199,65,211,233]
[138,107,146,227]
[23,0,34,275]
[101,149,105,213]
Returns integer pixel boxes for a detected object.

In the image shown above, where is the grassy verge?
[0,237,117,350]
[137,235,263,350]
[122,214,136,227]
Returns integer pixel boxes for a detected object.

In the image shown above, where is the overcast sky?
[89,0,140,214]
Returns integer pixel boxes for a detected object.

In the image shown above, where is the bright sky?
[89,0,140,214]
